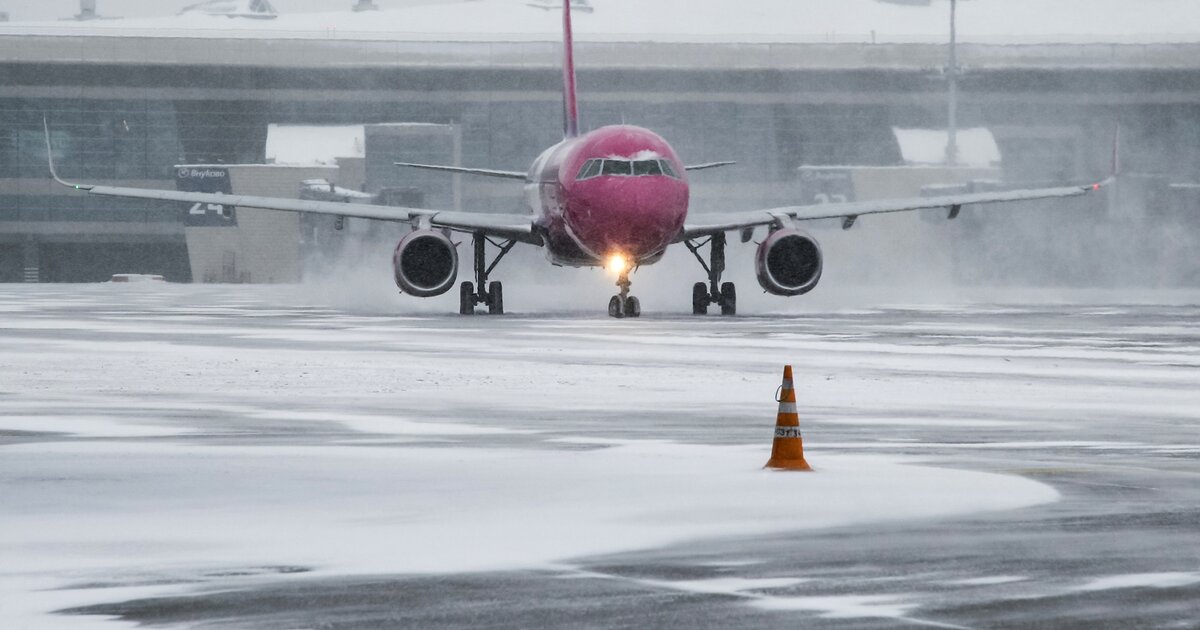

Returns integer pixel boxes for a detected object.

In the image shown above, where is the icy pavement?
[0,284,1198,629]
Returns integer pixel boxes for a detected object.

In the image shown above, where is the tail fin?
[561,0,580,138]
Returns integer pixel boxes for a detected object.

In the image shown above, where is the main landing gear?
[607,269,642,319]
[685,232,736,316]
[459,233,516,316]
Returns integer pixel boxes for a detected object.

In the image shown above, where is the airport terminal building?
[1,0,1199,284]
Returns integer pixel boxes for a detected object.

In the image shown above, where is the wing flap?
[78,184,541,244]
[680,179,1111,240]
[84,184,420,222]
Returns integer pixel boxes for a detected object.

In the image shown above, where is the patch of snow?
[1072,572,1200,593]
[653,577,810,595]
[0,416,196,438]
[893,128,1001,168]
[944,575,1028,586]
[243,409,530,436]
[752,594,920,620]
[695,559,767,568]
[822,416,1019,428]
[266,124,364,166]
[108,274,166,283]
[0,442,1058,625]
[179,0,278,19]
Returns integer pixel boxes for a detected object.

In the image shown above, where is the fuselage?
[524,125,690,268]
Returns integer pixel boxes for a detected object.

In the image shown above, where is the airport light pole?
[946,0,959,166]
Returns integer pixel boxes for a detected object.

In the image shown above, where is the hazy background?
[1,0,1197,308]
[0,0,458,22]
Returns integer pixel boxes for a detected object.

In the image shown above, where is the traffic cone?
[765,365,813,471]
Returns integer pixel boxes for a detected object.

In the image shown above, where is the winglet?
[1084,123,1121,192]
[1111,123,1121,179]
[43,117,91,191]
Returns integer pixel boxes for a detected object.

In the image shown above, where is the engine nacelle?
[393,230,458,297]
[755,229,823,296]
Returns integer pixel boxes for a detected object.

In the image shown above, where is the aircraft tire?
[608,295,625,319]
[720,282,737,316]
[692,282,709,315]
[488,281,504,315]
[459,281,475,315]
[623,296,641,318]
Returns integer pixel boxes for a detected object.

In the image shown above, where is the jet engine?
[393,230,459,297]
[755,229,823,296]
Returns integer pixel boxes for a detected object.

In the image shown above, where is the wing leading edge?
[680,178,1113,240]
[44,120,541,245]
[395,162,528,180]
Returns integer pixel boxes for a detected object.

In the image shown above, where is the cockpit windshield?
[601,159,633,176]
[576,158,681,181]
[633,160,663,176]
[576,159,602,180]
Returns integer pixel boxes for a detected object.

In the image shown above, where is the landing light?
[605,253,630,275]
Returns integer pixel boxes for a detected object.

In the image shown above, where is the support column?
[945,0,960,166]
[22,240,39,283]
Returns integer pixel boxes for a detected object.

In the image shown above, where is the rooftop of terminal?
[2,0,1199,45]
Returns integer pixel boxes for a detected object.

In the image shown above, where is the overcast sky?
[0,0,456,22]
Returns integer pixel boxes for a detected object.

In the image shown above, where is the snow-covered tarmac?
[1,284,1197,628]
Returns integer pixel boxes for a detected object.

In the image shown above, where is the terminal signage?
[176,166,237,227]
[799,167,856,206]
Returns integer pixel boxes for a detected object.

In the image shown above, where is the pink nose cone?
[566,177,688,260]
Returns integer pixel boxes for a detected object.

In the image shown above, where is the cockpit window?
[601,159,633,176]
[577,158,681,180]
[576,159,602,180]
[633,160,663,176]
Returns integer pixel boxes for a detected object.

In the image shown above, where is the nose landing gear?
[685,232,736,316]
[607,270,642,319]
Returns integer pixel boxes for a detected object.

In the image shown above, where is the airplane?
[45,0,1114,318]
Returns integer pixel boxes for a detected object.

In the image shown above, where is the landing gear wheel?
[685,233,732,319]
[623,296,641,318]
[487,281,504,315]
[608,295,625,319]
[459,281,475,315]
[719,282,737,316]
[463,233,517,317]
[692,282,709,315]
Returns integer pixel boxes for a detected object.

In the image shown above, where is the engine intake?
[393,230,458,297]
[755,229,823,296]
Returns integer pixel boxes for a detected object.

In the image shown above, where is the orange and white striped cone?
[765,365,813,471]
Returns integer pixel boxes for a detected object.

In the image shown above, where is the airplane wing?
[45,121,541,245]
[684,161,736,171]
[395,162,528,180]
[679,178,1113,240]
[399,160,738,176]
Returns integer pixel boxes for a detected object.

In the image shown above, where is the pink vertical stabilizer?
[561,0,580,138]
